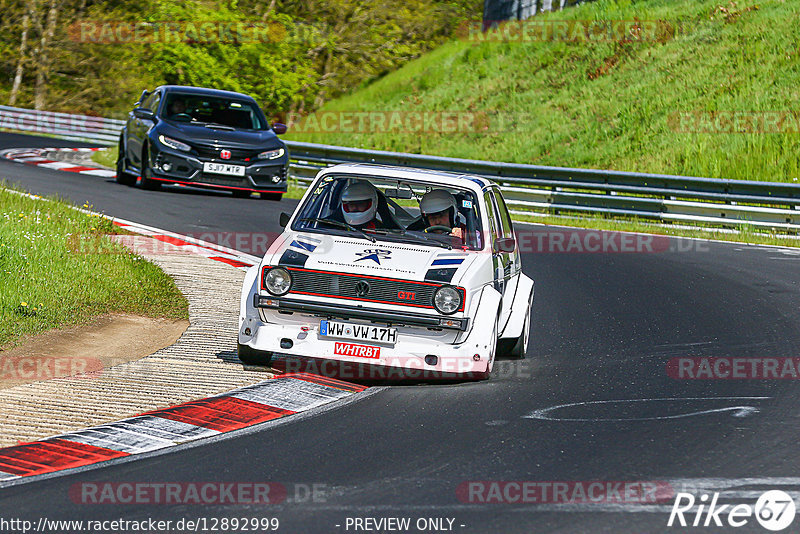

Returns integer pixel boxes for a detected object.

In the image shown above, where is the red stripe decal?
[0,439,128,477]
[210,256,250,268]
[152,235,193,247]
[144,396,294,432]
[283,372,368,393]
[62,166,98,173]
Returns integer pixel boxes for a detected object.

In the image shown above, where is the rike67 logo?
[668,490,796,531]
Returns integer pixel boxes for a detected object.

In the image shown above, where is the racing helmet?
[420,189,458,227]
[341,180,379,226]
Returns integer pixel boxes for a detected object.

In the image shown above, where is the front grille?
[288,268,438,308]
[192,144,261,162]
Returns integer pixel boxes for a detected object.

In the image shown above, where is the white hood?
[270,232,475,282]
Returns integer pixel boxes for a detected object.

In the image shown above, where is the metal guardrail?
[284,141,800,231]
[0,105,124,144]
[1,105,797,230]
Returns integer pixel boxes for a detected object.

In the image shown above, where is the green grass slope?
[286,0,800,182]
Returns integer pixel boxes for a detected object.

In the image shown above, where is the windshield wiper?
[297,217,377,243]
[204,122,236,131]
[385,228,452,250]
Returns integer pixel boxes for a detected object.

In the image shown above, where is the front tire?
[260,192,283,201]
[115,140,135,186]
[507,308,530,359]
[237,343,273,366]
[136,146,161,190]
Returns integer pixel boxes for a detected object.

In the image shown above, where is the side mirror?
[493,237,516,254]
[133,107,156,121]
[135,89,150,106]
[279,212,290,228]
[272,122,287,135]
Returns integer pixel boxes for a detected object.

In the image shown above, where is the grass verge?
[0,184,188,349]
[91,146,117,169]
[285,0,800,183]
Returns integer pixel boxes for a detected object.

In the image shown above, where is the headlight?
[258,147,285,160]
[433,286,462,315]
[263,267,292,296]
[158,135,190,152]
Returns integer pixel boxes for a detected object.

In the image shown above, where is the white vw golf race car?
[238,164,534,380]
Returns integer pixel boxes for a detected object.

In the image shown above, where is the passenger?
[417,189,465,240]
[341,180,383,230]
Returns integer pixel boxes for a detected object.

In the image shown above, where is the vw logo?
[355,281,370,297]
[220,149,232,160]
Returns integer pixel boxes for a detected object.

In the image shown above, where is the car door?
[484,188,515,329]
[127,90,160,169]
[491,188,522,334]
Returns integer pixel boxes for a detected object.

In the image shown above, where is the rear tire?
[238,343,273,366]
[136,147,161,190]
[115,140,135,186]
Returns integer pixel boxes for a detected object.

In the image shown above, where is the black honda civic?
[116,85,289,199]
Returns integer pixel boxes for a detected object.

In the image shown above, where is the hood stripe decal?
[290,240,317,252]
[431,258,464,266]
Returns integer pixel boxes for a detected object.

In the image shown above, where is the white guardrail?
[1,105,798,231]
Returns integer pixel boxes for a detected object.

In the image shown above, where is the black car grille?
[286,268,439,309]
[192,144,262,162]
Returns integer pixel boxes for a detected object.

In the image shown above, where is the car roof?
[319,163,494,190]
[156,85,258,102]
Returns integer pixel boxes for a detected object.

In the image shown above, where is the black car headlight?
[158,135,190,152]
[263,267,292,296]
[257,147,285,160]
[433,286,462,315]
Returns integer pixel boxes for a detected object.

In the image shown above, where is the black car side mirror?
[493,237,516,254]
[133,108,156,122]
[272,122,287,135]
[279,212,290,228]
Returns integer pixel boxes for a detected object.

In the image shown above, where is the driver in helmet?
[169,98,187,117]
[416,189,465,241]
[341,180,383,230]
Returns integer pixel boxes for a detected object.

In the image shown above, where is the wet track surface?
[1,132,800,533]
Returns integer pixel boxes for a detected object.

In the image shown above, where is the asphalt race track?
[2,131,800,533]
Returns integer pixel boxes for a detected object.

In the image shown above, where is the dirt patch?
[0,314,188,389]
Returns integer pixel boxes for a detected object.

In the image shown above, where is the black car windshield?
[162,93,267,130]
[291,174,486,251]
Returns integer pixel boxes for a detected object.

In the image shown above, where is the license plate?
[203,162,245,176]
[320,320,397,345]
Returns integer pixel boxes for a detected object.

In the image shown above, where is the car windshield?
[291,174,485,251]
[162,93,267,130]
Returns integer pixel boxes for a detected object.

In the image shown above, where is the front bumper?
[149,145,289,192]
[240,295,494,380]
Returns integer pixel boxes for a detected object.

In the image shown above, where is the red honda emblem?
[220,149,231,160]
